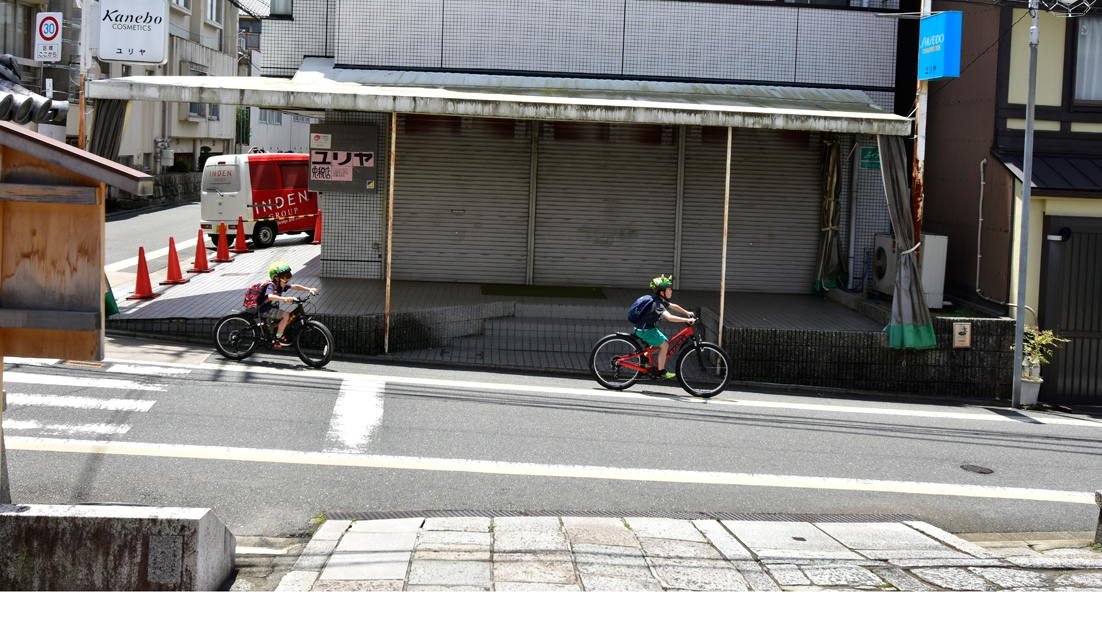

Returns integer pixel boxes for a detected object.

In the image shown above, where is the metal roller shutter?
[679,127,823,293]
[533,122,678,288]
[391,116,532,284]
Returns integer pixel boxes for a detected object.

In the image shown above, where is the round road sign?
[38,16,60,41]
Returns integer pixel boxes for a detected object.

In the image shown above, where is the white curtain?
[1076,17,1102,102]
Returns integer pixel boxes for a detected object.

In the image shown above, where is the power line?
[929,8,1031,99]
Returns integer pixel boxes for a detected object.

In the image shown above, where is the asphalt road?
[4,348,1100,538]
[106,202,202,267]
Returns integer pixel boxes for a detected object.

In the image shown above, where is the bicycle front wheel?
[213,314,260,360]
[295,320,334,368]
[676,342,731,398]
[589,333,645,391]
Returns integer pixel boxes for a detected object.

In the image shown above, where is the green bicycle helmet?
[650,274,673,292]
[268,259,292,281]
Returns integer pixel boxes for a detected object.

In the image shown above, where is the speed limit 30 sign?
[34,12,63,62]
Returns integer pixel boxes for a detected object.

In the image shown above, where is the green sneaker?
[660,370,676,379]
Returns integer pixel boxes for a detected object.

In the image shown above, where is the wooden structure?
[0,121,152,503]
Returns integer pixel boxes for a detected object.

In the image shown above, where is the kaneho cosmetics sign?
[98,0,169,65]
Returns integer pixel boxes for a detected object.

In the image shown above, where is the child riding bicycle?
[259,260,318,346]
[628,275,696,379]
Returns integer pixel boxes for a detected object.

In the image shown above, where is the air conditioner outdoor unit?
[872,232,948,308]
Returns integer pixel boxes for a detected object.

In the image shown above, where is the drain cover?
[961,464,994,474]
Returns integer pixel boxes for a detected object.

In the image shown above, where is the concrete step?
[514,303,627,320]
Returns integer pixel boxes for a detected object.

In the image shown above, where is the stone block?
[638,537,723,562]
[722,521,863,560]
[573,543,653,579]
[496,582,582,591]
[406,584,488,591]
[274,570,318,592]
[872,567,935,592]
[494,530,569,553]
[422,517,490,532]
[732,561,781,591]
[1055,572,1102,588]
[562,517,638,547]
[1008,557,1102,570]
[349,518,424,533]
[312,520,352,541]
[623,517,705,542]
[693,519,753,561]
[292,538,339,572]
[969,567,1049,589]
[911,568,994,591]
[801,564,885,587]
[313,579,403,592]
[764,564,810,586]
[407,559,491,587]
[492,516,561,532]
[649,558,749,591]
[492,552,576,584]
[580,574,662,591]
[320,531,417,581]
[413,548,491,562]
[0,504,235,591]
[418,530,493,546]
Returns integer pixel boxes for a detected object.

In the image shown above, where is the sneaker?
[660,370,676,380]
[274,335,290,347]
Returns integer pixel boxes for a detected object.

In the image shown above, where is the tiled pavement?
[272,516,1102,592]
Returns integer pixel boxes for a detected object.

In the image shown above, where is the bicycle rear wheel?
[589,333,645,391]
[295,320,334,368]
[213,314,260,360]
[675,342,731,398]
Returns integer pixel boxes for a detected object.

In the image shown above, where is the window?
[1076,16,1102,103]
[122,65,132,77]
[118,155,133,168]
[205,0,222,23]
[279,163,308,189]
[249,162,281,190]
[270,0,292,18]
[143,153,152,171]
[172,0,191,11]
[259,109,282,125]
[15,3,33,58]
[208,103,220,120]
[188,67,206,118]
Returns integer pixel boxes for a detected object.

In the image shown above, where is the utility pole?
[910,0,933,253]
[77,0,89,150]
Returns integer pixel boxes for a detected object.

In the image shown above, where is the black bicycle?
[213,293,334,368]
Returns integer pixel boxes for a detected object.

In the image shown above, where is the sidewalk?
[267,512,1102,592]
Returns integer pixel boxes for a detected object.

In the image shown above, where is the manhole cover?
[961,464,994,474]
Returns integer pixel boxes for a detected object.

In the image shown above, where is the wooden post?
[717,127,732,351]
[384,112,397,354]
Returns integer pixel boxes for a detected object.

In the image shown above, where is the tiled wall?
[259,0,335,77]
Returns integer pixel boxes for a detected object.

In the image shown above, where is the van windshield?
[204,164,240,193]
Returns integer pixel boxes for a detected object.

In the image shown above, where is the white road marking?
[104,237,200,272]
[108,364,192,377]
[4,372,166,392]
[326,379,385,452]
[100,357,1102,428]
[2,420,130,435]
[5,436,1095,505]
[6,393,156,413]
[3,358,60,366]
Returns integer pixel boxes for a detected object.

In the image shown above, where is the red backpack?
[243,281,271,313]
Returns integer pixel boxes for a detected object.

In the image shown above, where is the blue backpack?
[628,295,659,327]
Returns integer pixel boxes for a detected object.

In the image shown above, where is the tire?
[251,222,277,248]
[589,333,645,391]
[213,314,260,360]
[295,320,334,368]
[217,232,235,249]
[675,342,731,398]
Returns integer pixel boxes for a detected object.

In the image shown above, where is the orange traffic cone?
[233,216,252,254]
[214,222,234,263]
[160,237,190,285]
[127,247,159,300]
[311,212,322,244]
[189,229,213,273]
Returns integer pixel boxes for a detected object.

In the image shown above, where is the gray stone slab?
[765,564,810,586]
[911,568,994,591]
[320,531,418,581]
[1041,547,1099,557]
[889,558,1010,568]
[313,579,403,592]
[562,517,638,547]
[311,520,351,541]
[496,582,582,591]
[493,552,576,584]
[418,530,493,546]
[722,521,863,560]
[694,519,753,561]
[649,559,749,591]
[760,557,889,567]
[494,530,570,553]
[406,584,489,591]
[903,521,998,558]
[422,517,490,532]
[856,549,975,560]
[580,574,663,591]
[801,564,886,587]
[873,567,936,592]
[623,517,705,542]
[573,543,653,579]
[1055,572,1102,588]
[1055,587,1102,591]
[1009,556,1102,569]
[638,537,723,562]
[408,559,492,587]
[492,516,561,532]
[274,570,318,592]
[292,537,339,572]
[732,561,782,591]
[987,546,1043,557]
[969,567,1049,589]
[349,518,424,533]
[414,548,491,562]
[415,542,491,554]
[816,522,963,558]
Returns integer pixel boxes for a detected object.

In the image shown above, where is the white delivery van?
[200,152,319,248]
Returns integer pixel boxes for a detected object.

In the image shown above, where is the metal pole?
[847,141,860,289]
[526,121,538,285]
[77,4,88,151]
[673,126,686,290]
[1012,1,1040,407]
[384,111,397,354]
[910,0,932,255]
[717,127,732,351]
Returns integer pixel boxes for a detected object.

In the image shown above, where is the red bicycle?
[588,323,731,398]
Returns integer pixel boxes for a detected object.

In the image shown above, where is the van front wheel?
[252,222,277,248]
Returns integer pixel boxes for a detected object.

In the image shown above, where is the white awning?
[89,58,912,136]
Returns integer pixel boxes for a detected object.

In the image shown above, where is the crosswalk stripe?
[6,393,156,412]
[2,420,130,435]
[326,379,385,452]
[3,358,59,366]
[107,364,191,377]
[4,372,166,392]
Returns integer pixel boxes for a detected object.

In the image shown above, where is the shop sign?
[97,0,169,65]
[308,124,378,193]
[918,11,962,81]
[860,148,881,170]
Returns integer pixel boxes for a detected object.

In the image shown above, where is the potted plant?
[1017,326,1069,406]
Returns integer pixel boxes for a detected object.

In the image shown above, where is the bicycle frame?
[617,325,698,373]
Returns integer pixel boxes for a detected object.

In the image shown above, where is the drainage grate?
[63,361,106,368]
[324,509,915,523]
